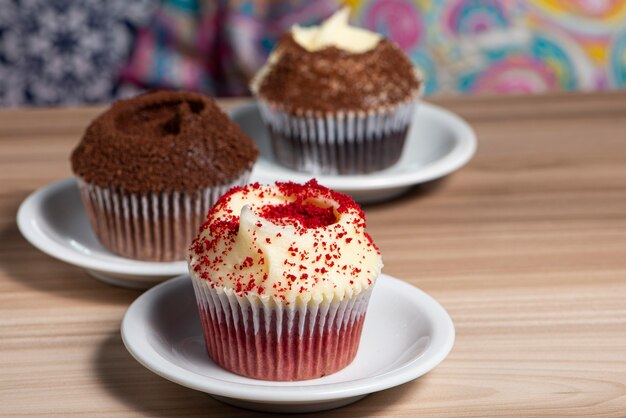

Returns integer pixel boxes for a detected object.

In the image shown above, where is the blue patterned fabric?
[0,0,156,106]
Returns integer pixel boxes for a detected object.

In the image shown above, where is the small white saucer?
[232,102,477,204]
[17,178,188,289]
[121,274,455,413]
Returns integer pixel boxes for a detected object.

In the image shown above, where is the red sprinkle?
[259,201,336,229]
[188,180,377,298]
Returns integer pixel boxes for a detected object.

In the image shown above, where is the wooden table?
[1,93,626,417]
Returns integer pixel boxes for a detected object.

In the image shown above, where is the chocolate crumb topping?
[71,91,258,193]
[254,34,421,113]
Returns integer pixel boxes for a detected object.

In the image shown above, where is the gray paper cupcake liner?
[257,98,418,175]
[76,170,251,261]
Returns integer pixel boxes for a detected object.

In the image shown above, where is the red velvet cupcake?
[188,180,383,380]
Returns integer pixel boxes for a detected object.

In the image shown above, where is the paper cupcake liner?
[257,98,418,175]
[76,170,251,262]
[191,274,374,381]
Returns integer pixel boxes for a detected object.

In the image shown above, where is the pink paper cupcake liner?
[191,274,374,381]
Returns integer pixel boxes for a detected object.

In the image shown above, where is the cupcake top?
[188,180,383,304]
[251,8,421,114]
[71,90,258,193]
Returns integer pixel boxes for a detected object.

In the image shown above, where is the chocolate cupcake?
[71,91,258,261]
[251,8,422,175]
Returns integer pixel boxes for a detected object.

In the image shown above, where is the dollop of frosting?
[291,8,381,53]
[188,180,383,304]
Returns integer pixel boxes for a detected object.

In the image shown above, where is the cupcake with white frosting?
[251,8,423,175]
[188,180,382,381]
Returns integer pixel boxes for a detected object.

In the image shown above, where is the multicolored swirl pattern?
[121,0,626,96]
[349,0,626,94]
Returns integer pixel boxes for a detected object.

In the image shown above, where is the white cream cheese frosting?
[291,7,381,53]
[188,181,383,305]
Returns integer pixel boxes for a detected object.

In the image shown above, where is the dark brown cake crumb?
[255,34,421,113]
[71,91,258,193]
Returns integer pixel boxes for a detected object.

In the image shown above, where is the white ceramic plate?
[121,274,455,413]
[233,102,477,204]
[16,178,188,289]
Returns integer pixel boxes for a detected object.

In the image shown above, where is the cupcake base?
[267,125,409,175]
[77,170,250,262]
[191,276,374,381]
[257,99,417,175]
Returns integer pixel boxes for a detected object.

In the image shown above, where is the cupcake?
[188,180,383,380]
[71,90,258,261]
[251,8,422,175]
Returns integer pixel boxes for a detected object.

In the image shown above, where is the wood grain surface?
[1,92,625,417]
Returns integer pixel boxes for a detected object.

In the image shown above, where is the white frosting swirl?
[188,182,383,305]
[292,8,381,53]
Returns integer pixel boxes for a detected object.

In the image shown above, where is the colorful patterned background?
[2,0,626,105]
[348,0,626,95]
[122,0,626,97]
